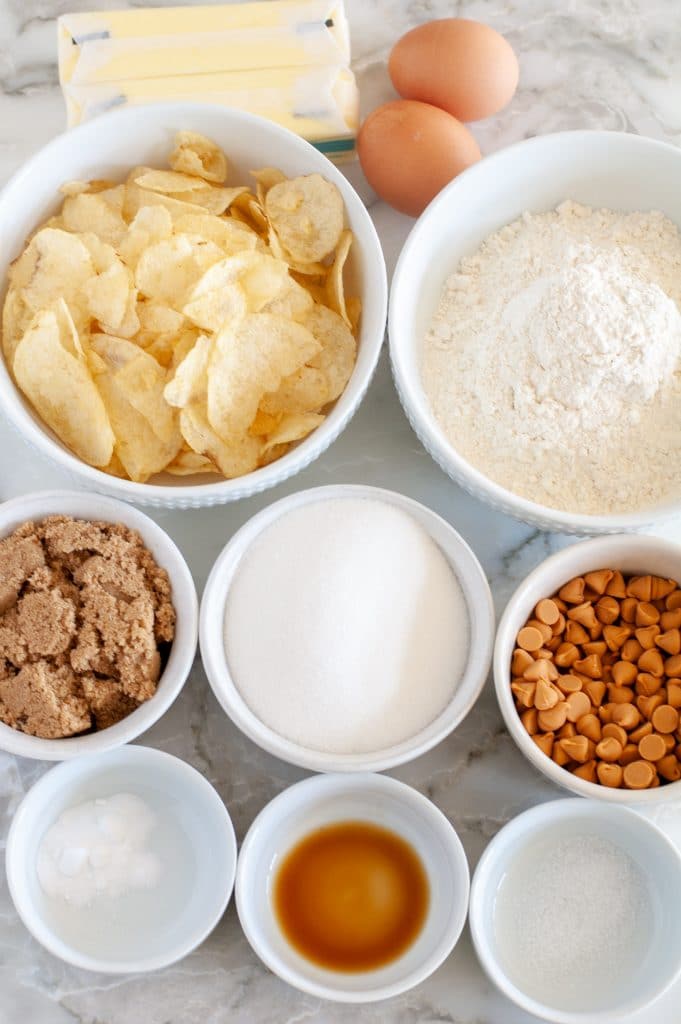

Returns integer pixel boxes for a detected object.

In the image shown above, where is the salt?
[494,832,653,1013]
[223,497,469,754]
[37,793,162,908]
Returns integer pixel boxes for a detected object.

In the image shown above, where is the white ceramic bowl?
[495,534,681,804]
[200,483,494,772]
[0,490,198,760]
[6,745,237,972]
[469,797,681,1022]
[390,130,681,534]
[236,772,469,1002]
[0,102,387,509]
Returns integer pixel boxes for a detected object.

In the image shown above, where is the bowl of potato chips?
[0,103,387,507]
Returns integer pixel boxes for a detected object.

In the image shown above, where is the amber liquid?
[273,820,430,972]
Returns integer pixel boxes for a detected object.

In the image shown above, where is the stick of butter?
[57,0,358,161]
[59,0,350,84]
[63,65,358,158]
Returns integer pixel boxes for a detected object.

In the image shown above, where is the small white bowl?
[495,534,681,804]
[200,484,494,772]
[236,772,469,1002]
[6,745,237,973]
[469,798,681,1023]
[0,101,387,509]
[0,490,198,760]
[389,130,681,534]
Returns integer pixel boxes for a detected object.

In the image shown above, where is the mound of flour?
[422,201,681,515]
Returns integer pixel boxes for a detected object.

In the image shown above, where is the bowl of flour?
[390,130,681,533]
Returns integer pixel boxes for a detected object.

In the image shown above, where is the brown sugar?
[0,516,175,739]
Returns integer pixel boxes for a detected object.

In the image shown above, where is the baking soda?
[223,497,469,754]
[494,831,653,1012]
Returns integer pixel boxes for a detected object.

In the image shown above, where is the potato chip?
[259,365,328,416]
[13,307,114,466]
[122,175,220,224]
[346,296,362,335]
[118,205,173,269]
[170,185,251,216]
[180,403,262,477]
[83,260,131,331]
[95,371,181,483]
[59,179,117,198]
[259,441,291,466]
[231,192,269,234]
[183,252,289,331]
[10,228,93,319]
[263,412,325,452]
[249,409,281,436]
[173,213,258,254]
[207,313,320,438]
[62,193,127,248]
[251,167,286,207]
[91,333,179,445]
[170,328,201,370]
[170,131,229,184]
[266,225,327,276]
[265,174,344,263]
[260,278,314,322]
[164,333,212,409]
[134,169,215,194]
[166,449,220,476]
[135,234,223,308]
[326,229,353,327]
[1,287,30,367]
[305,304,357,404]
[137,299,185,339]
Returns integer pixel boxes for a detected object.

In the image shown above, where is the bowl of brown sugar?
[0,490,198,760]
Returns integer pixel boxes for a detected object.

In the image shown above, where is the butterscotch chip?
[665,591,681,612]
[597,761,623,787]
[611,703,640,730]
[573,760,598,783]
[517,626,543,652]
[535,598,560,625]
[534,679,560,711]
[619,742,640,766]
[627,576,653,602]
[565,690,591,722]
[533,732,554,757]
[584,570,613,596]
[651,704,680,734]
[623,759,655,789]
[656,629,681,656]
[602,722,628,747]
[657,754,681,782]
[638,733,666,762]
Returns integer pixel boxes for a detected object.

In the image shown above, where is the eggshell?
[357,99,481,218]
[389,18,519,122]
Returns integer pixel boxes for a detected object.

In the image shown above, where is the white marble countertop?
[1,1,681,1022]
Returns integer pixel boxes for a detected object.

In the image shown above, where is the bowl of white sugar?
[469,798,681,1022]
[199,484,494,771]
[390,130,681,534]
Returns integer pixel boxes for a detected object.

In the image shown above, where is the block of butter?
[57,0,358,160]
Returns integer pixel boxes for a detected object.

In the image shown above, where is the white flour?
[422,201,681,514]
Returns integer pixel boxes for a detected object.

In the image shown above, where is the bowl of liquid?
[5,745,237,973]
[235,772,470,1002]
[469,798,681,1023]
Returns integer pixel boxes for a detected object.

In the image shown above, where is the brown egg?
[357,99,480,217]
[389,18,519,122]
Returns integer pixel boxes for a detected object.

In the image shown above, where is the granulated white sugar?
[223,497,469,755]
[494,832,653,1013]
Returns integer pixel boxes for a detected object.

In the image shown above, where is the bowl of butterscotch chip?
[494,535,681,803]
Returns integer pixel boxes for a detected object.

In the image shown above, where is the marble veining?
[1,1,681,1021]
